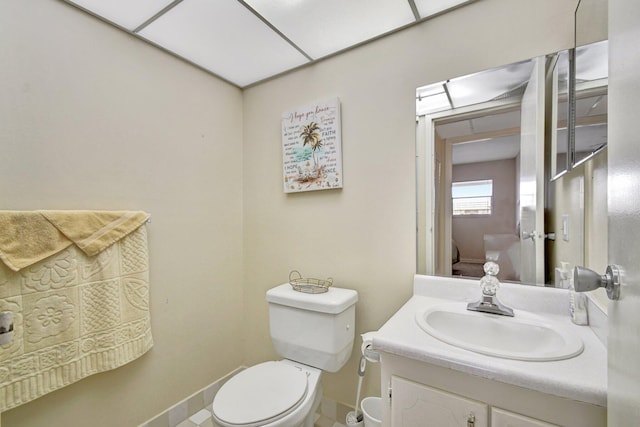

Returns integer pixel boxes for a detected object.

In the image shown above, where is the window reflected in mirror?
[416,42,608,288]
[452,179,493,216]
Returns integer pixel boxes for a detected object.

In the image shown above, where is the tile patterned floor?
[139,367,351,427]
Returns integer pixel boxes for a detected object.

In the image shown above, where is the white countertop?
[373,275,607,407]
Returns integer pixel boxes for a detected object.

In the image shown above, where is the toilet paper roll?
[361,332,379,362]
[0,311,14,346]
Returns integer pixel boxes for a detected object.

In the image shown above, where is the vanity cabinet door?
[491,407,559,427]
[391,376,488,427]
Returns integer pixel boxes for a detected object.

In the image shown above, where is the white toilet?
[212,283,358,427]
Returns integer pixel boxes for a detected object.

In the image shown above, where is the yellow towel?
[0,212,73,271]
[40,210,151,257]
[0,210,150,272]
[0,225,153,411]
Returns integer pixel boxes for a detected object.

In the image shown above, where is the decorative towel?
[40,210,151,257]
[0,211,150,272]
[0,212,73,272]
[0,217,153,411]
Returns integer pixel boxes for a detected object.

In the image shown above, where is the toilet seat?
[212,361,309,427]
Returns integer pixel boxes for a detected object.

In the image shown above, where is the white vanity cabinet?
[382,352,606,427]
[374,277,607,427]
[391,376,558,427]
[491,408,557,427]
[391,376,488,427]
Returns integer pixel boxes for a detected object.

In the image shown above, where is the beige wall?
[549,149,607,296]
[1,0,580,424]
[549,163,586,282]
[452,159,518,261]
[0,1,244,426]
[585,150,609,309]
[242,0,578,406]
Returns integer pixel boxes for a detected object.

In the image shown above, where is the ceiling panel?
[452,135,520,165]
[416,81,451,115]
[138,0,310,87]
[471,110,521,134]
[64,0,478,87]
[413,0,476,19]
[576,94,608,117]
[575,123,607,152]
[436,120,473,139]
[417,93,451,116]
[447,59,533,107]
[66,0,175,31]
[576,40,608,81]
[244,0,415,59]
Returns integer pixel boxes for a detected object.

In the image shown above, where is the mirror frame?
[416,44,606,286]
[416,0,608,290]
[550,50,572,182]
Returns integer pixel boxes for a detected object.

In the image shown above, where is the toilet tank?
[266,283,358,373]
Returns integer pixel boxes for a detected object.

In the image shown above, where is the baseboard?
[139,369,355,427]
[315,396,351,427]
[139,366,245,427]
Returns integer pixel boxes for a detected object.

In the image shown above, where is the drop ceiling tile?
[417,81,447,98]
[66,0,175,31]
[417,92,451,116]
[471,110,521,134]
[413,0,476,19]
[436,120,473,139]
[447,59,533,107]
[576,95,608,117]
[575,123,607,152]
[138,0,310,87]
[576,40,608,81]
[244,0,415,59]
[452,135,520,165]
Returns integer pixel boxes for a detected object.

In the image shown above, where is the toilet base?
[212,360,323,427]
[301,381,323,427]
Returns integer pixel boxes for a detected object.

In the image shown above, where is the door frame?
[417,98,521,277]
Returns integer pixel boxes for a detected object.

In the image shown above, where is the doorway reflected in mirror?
[416,42,608,287]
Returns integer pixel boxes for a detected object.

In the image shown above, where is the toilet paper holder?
[0,311,15,345]
[361,332,380,363]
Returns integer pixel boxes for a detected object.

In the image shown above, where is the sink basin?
[415,303,584,361]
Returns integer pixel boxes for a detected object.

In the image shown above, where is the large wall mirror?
[416,0,608,288]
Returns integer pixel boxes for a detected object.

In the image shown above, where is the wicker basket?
[289,270,333,294]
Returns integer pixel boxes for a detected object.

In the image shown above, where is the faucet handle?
[483,261,499,276]
[480,275,499,297]
[480,261,500,296]
[468,262,514,316]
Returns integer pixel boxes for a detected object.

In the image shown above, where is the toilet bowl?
[212,283,358,427]
[212,360,322,427]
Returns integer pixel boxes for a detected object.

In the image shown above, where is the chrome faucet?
[467,262,514,317]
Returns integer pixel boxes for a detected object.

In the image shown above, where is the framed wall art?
[281,98,342,193]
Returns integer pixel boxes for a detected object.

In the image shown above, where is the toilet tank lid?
[266,283,358,314]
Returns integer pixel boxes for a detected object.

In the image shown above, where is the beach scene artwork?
[282,98,342,193]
